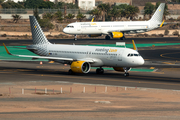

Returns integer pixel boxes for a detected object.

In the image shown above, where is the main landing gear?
[105,35,110,40]
[120,36,126,40]
[120,32,126,40]
[68,69,74,75]
[96,67,104,74]
[74,35,77,41]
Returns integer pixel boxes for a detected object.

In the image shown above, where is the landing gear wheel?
[68,69,74,75]
[96,68,104,74]
[120,37,125,40]
[105,35,110,40]
[124,73,129,77]
[74,35,77,41]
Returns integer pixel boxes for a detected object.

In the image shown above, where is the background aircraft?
[3,16,144,76]
[63,3,165,40]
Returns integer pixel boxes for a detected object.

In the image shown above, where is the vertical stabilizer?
[149,3,165,22]
[29,16,50,45]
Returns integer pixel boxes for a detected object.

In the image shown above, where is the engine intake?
[71,61,91,73]
[110,32,123,38]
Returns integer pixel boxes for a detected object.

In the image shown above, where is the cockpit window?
[66,26,74,28]
[127,53,141,57]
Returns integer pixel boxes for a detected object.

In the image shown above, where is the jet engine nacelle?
[110,32,123,38]
[88,34,101,37]
[71,61,91,73]
[113,67,131,72]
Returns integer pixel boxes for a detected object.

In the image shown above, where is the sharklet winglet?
[3,43,12,55]
[132,40,138,51]
[160,20,165,27]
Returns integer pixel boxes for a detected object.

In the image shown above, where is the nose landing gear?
[120,36,126,40]
[74,35,77,41]
[124,72,129,77]
[123,67,130,77]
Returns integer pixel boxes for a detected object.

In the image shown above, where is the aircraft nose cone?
[63,28,67,33]
[139,57,144,65]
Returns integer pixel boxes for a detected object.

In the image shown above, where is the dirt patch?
[0,81,180,120]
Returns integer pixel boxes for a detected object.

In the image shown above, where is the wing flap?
[18,55,74,61]
[12,47,37,50]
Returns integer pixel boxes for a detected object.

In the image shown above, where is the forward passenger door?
[118,50,124,61]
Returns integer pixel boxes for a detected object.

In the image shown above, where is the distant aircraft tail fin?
[149,3,165,22]
[29,16,51,45]
[132,40,138,51]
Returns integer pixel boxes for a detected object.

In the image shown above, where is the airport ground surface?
[0,37,180,119]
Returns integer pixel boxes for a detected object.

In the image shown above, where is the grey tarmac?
[0,37,180,120]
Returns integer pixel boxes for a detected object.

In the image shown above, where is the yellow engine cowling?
[88,34,101,37]
[111,32,123,38]
[113,67,131,72]
[71,61,91,73]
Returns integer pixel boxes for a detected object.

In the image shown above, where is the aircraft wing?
[3,43,94,63]
[12,46,38,50]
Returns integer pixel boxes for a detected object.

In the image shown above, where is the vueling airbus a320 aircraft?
[3,16,144,76]
[63,3,165,40]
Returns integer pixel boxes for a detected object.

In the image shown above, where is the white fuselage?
[31,44,144,67]
[63,21,160,35]
[63,3,165,37]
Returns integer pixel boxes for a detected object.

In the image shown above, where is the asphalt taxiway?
[1,37,180,46]
[0,37,180,90]
[0,61,180,90]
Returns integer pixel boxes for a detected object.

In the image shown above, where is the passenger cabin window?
[66,26,74,28]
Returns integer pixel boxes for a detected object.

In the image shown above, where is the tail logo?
[35,25,37,28]
[159,9,161,11]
